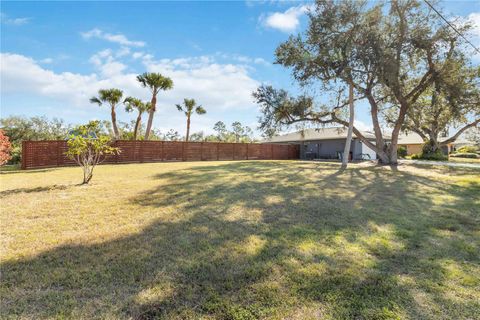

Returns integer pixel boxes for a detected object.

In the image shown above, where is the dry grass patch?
[1,161,479,319]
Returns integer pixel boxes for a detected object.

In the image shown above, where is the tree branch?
[440,118,480,145]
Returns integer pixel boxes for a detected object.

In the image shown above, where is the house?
[397,132,426,155]
[397,132,475,155]
[266,127,389,160]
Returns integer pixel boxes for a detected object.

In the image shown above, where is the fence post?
[232,143,235,160]
[246,143,249,160]
[271,144,274,160]
[161,141,165,161]
[21,141,26,170]
[56,141,60,167]
[217,143,219,161]
[200,142,203,161]
[182,142,185,161]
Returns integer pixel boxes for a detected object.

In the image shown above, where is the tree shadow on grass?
[2,161,479,319]
[0,167,58,175]
[0,184,69,197]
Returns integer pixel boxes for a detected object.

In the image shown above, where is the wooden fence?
[21,140,300,169]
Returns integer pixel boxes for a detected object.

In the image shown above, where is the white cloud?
[0,53,100,106]
[39,58,53,64]
[89,49,127,77]
[1,13,30,25]
[465,12,480,61]
[468,12,480,37]
[141,55,259,111]
[253,57,271,66]
[260,5,310,33]
[0,52,260,134]
[116,47,131,58]
[132,52,145,59]
[353,119,372,132]
[80,28,145,47]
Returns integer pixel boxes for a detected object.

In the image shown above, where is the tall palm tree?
[90,88,123,140]
[175,98,206,142]
[137,73,173,140]
[124,97,150,140]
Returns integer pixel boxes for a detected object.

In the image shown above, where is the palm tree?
[137,73,173,140]
[124,97,150,140]
[90,88,123,140]
[175,98,206,142]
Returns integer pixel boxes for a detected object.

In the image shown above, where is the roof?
[397,132,424,145]
[265,127,384,143]
[397,132,476,145]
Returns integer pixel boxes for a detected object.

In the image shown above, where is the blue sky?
[1,1,479,136]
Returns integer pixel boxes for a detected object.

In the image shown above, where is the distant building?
[265,127,390,160]
[397,132,475,155]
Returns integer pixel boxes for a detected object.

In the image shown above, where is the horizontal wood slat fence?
[21,140,299,169]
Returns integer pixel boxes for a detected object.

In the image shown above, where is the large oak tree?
[255,0,473,164]
[386,61,480,154]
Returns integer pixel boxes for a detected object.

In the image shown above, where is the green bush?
[397,146,407,158]
[449,153,478,159]
[411,150,448,161]
[8,146,21,165]
[456,146,478,154]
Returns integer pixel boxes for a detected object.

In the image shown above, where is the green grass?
[1,161,479,319]
[449,157,480,164]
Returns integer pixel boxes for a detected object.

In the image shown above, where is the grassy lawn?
[1,161,479,319]
[449,157,480,164]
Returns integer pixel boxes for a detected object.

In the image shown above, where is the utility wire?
[423,0,480,55]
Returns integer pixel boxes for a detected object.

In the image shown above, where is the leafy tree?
[0,116,71,164]
[165,129,181,141]
[465,127,480,147]
[175,98,206,142]
[90,89,123,140]
[137,72,174,140]
[65,121,120,184]
[213,121,228,141]
[124,97,151,140]
[257,0,471,164]
[0,130,12,166]
[189,131,205,142]
[231,121,244,143]
[386,62,480,155]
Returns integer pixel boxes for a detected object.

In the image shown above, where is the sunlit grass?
[1,161,479,319]
[449,157,480,164]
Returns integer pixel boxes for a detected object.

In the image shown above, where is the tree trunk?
[82,166,93,184]
[133,113,141,140]
[111,106,120,140]
[186,115,191,142]
[387,100,409,165]
[145,95,157,140]
[342,82,354,169]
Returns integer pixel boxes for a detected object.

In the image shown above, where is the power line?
[423,0,480,55]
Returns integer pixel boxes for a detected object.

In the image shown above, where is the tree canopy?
[255,0,476,164]
[137,72,174,140]
[90,88,124,140]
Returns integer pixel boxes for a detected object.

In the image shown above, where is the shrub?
[397,146,407,158]
[0,130,12,166]
[411,150,448,161]
[449,153,478,159]
[9,146,21,165]
[66,121,120,184]
[456,146,478,154]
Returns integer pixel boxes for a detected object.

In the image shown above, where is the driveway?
[401,159,480,169]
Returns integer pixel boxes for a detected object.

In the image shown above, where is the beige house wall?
[401,144,422,155]
[401,143,453,155]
